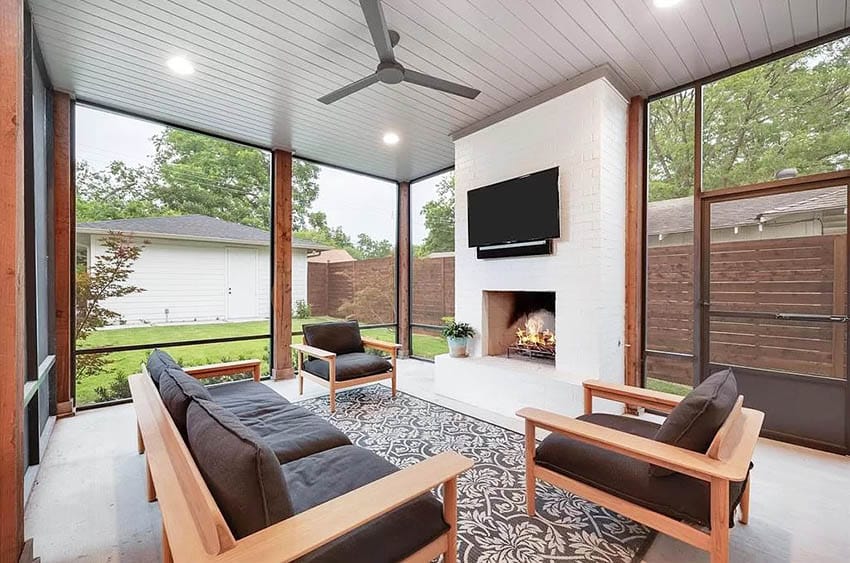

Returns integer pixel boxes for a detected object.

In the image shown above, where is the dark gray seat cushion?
[207,381,351,463]
[158,368,213,437]
[304,353,392,382]
[651,368,738,477]
[303,321,365,355]
[283,445,448,563]
[147,349,181,388]
[186,398,294,539]
[535,413,747,528]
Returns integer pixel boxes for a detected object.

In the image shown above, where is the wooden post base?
[272,367,295,381]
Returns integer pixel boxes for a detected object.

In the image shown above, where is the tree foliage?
[649,37,850,201]
[417,174,455,257]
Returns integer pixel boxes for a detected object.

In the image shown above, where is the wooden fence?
[307,256,455,326]
[647,235,847,384]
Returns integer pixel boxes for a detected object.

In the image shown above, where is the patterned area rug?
[297,385,655,563]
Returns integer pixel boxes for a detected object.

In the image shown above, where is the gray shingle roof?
[647,187,847,235]
[76,215,329,250]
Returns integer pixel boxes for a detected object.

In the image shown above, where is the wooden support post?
[624,96,645,395]
[272,149,294,380]
[53,91,73,418]
[0,2,26,562]
[397,181,411,358]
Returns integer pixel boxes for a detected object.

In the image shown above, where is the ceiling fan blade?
[403,69,480,99]
[359,0,395,62]
[318,73,381,104]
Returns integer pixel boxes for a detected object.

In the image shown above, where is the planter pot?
[447,336,470,358]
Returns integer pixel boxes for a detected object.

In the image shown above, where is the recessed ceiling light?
[166,55,195,76]
[653,0,682,7]
[383,132,400,145]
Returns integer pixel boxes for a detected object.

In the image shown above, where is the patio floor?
[24,360,850,562]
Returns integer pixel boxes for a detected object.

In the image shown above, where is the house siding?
[90,235,308,325]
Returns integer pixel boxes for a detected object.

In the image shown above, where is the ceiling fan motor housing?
[377,61,405,84]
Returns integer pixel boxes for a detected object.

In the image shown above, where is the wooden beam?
[624,96,645,389]
[53,91,73,417]
[397,181,411,358]
[0,1,26,562]
[272,149,294,380]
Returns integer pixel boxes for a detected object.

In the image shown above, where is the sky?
[75,105,449,245]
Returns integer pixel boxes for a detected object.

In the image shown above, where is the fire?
[515,314,556,351]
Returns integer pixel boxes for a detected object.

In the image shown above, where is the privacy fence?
[307,256,455,326]
[647,235,846,385]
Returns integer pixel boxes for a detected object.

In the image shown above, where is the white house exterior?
[76,215,327,326]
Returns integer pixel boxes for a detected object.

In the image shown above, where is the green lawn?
[76,318,446,405]
[645,377,692,396]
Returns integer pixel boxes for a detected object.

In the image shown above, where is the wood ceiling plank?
[730,0,772,61]
[676,0,731,74]
[642,0,712,82]
[698,0,751,67]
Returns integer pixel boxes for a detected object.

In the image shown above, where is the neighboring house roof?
[307,248,356,263]
[76,215,329,250]
[425,251,455,259]
[647,187,847,235]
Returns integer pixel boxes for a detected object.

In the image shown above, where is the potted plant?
[442,320,475,358]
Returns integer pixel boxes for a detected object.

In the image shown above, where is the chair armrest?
[517,407,751,481]
[584,379,683,413]
[213,451,473,563]
[290,343,336,361]
[361,337,402,354]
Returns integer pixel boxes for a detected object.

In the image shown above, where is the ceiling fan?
[318,0,481,104]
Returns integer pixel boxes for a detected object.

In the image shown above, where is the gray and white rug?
[298,385,655,563]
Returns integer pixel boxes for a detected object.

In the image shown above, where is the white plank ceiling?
[30,0,850,180]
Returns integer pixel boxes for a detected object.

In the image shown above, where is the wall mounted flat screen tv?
[467,167,560,248]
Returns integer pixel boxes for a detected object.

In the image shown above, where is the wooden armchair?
[518,378,764,563]
[291,320,401,412]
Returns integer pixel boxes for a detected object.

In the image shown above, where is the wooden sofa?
[291,320,401,412]
[519,377,764,563]
[131,351,472,563]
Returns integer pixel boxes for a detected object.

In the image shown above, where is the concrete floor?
[25,359,850,562]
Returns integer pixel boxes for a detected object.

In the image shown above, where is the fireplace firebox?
[483,291,556,363]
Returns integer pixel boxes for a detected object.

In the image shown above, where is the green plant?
[293,299,312,319]
[442,321,474,339]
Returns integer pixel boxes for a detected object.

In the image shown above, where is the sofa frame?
[131,360,471,563]
[291,336,401,412]
[518,379,764,563]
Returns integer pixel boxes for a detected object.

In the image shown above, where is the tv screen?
[467,167,560,247]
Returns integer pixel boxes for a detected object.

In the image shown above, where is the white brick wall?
[453,77,628,385]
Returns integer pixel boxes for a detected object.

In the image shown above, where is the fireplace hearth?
[483,290,556,364]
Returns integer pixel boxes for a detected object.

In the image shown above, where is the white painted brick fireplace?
[434,76,628,419]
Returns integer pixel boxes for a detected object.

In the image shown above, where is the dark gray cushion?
[208,380,351,463]
[186,398,294,539]
[535,413,748,528]
[303,321,364,355]
[158,368,213,437]
[651,368,738,477]
[283,445,448,563]
[146,349,181,388]
[304,353,392,382]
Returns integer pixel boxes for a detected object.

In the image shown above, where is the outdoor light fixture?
[383,132,400,145]
[166,55,195,76]
[733,226,740,235]
[653,0,682,7]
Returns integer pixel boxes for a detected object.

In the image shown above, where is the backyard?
[76,317,447,405]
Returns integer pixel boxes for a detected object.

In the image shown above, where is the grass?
[645,377,693,396]
[76,317,447,405]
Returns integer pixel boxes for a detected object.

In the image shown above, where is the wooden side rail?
[519,387,764,563]
[131,369,472,562]
[183,359,262,382]
[292,336,399,413]
[583,379,683,414]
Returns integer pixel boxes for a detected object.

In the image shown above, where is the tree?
[417,174,455,257]
[75,160,161,222]
[649,37,850,201]
[75,233,146,379]
[355,233,393,259]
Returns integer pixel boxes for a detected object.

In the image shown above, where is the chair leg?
[391,354,397,397]
[298,370,304,395]
[443,478,458,563]
[525,420,536,516]
[739,479,750,525]
[329,382,336,413]
[137,421,145,454]
[162,522,173,563]
[710,478,730,563]
[391,370,397,398]
[146,459,156,503]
